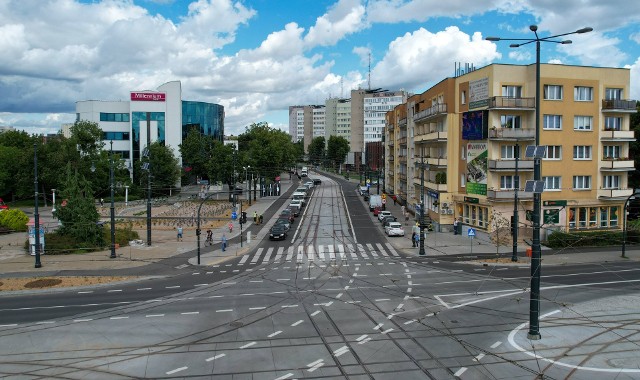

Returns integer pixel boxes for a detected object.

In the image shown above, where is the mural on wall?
[466,142,488,195]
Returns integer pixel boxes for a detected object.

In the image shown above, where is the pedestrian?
[221,234,227,251]
[253,211,257,223]
[414,231,420,247]
[259,214,263,225]
[100,198,104,207]
[453,218,459,235]
[411,231,416,247]
[228,222,233,233]
[176,225,183,242]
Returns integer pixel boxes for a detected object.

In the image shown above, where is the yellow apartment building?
[385,63,636,238]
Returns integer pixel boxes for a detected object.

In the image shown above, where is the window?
[461,91,466,104]
[573,145,592,160]
[100,113,130,122]
[603,175,620,189]
[543,176,561,191]
[502,85,522,98]
[500,175,515,189]
[574,86,593,101]
[543,114,562,130]
[103,132,130,141]
[544,85,563,100]
[500,145,520,159]
[603,145,621,159]
[605,88,623,100]
[544,145,562,160]
[501,115,521,129]
[573,175,591,189]
[605,116,622,131]
[574,116,593,131]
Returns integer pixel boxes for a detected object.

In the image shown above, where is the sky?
[1,0,639,137]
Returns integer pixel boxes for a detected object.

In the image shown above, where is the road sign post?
[468,228,476,255]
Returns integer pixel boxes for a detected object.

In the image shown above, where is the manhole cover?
[230,321,244,328]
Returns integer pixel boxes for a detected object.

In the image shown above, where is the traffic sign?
[231,211,237,220]
[382,198,386,204]
[467,228,476,238]
[382,193,386,199]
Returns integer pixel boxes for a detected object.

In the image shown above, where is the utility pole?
[419,155,426,256]
[146,112,152,246]
[512,144,519,262]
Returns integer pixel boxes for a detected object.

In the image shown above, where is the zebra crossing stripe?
[261,247,274,264]
[286,246,294,261]
[307,245,315,261]
[385,243,400,256]
[376,243,389,257]
[297,245,304,262]
[347,244,358,259]
[238,253,250,265]
[274,247,284,261]
[337,244,345,259]
[318,245,325,260]
[251,248,264,264]
[327,245,335,260]
[357,244,369,259]
[366,243,379,257]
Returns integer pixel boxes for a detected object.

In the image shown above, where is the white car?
[377,211,392,222]
[289,199,304,209]
[385,222,405,237]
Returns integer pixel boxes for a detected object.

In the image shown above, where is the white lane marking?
[36,321,55,324]
[308,362,324,372]
[78,291,93,294]
[210,295,224,298]
[268,330,282,338]
[349,279,354,283]
[337,244,345,259]
[73,319,92,322]
[175,264,188,269]
[317,245,325,260]
[490,341,502,349]
[347,244,358,259]
[137,288,152,291]
[165,285,180,289]
[216,309,233,313]
[396,303,404,310]
[224,282,236,285]
[194,283,209,287]
[358,337,372,344]
[249,280,263,283]
[328,245,335,260]
[404,319,416,325]
[249,306,266,310]
[274,373,294,380]
[110,316,128,320]
[238,253,250,265]
[387,314,395,320]
[381,328,394,334]
[261,247,274,264]
[375,298,390,302]
[344,286,350,290]
[407,287,412,293]
[474,353,486,361]
[373,323,383,330]
[239,341,256,349]
[356,335,368,341]
[277,278,290,281]
[166,366,188,375]
[181,312,199,315]
[107,289,122,293]
[297,245,304,262]
[291,320,304,327]
[286,246,294,261]
[205,353,226,362]
[274,246,285,261]
[454,367,467,377]
[250,248,264,264]
[376,243,389,257]
[145,314,164,318]
[366,243,379,257]
[307,359,323,367]
[333,345,349,356]
[206,271,213,274]
[311,310,321,317]
[385,242,400,256]
[308,245,315,261]
[241,293,255,296]
[192,272,200,275]
[336,292,343,298]
[281,304,298,308]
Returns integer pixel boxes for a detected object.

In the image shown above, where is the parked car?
[274,218,290,231]
[359,186,369,196]
[292,192,306,206]
[269,224,287,240]
[385,222,405,237]
[382,216,398,228]
[289,199,304,210]
[369,194,382,211]
[0,198,7,211]
[304,180,314,189]
[377,211,392,222]
[289,204,301,217]
[280,208,295,223]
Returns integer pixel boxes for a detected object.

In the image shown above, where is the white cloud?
[562,32,627,67]
[508,50,532,61]
[372,26,500,91]
[304,0,366,48]
[352,46,372,66]
[366,0,504,23]
[631,32,640,45]
[628,56,640,99]
[548,59,563,64]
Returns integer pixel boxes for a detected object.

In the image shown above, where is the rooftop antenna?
[368,52,371,90]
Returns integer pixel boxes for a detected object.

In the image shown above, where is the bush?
[39,224,140,255]
[0,209,29,231]
[547,230,624,248]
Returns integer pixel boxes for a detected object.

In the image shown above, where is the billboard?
[462,110,488,140]
[130,92,166,102]
[466,142,488,196]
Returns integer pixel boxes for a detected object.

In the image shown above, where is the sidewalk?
[0,178,295,276]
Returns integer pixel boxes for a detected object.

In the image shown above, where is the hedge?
[0,209,28,232]
[546,229,640,248]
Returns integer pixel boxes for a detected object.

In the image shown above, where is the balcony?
[488,96,535,110]
[426,157,448,167]
[489,128,535,140]
[600,159,635,171]
[600,129,636,141]
[598,188,634,199]
[398,173,407,181]
[602,99,637,113]
[487,189,533,201]
[424,131,448,142]
[398,118,407,127]
[488,159,534,171]
[398,137,407,145]
[414,103,448,123]
[424,181,447,192]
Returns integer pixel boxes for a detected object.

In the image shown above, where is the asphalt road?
[1,174,640,379]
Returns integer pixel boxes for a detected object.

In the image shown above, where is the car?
[292,191,307,206]
[313,178,322,185]
[289,199,303,210]
[382,216,398,228]
[269,224,287,240]
[0,197,7,211]
[385,222,405,237]
[289,204,301,217]
[274,218,290,231]
[303,181,314,190]
[359,186,369,196]
[280,208,295,223]
[377,211,392,222]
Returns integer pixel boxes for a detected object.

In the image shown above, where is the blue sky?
[1,0,639,136]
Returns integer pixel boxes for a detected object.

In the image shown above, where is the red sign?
[130,92,166,102]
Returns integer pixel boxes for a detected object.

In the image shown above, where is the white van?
[292,192,306,206]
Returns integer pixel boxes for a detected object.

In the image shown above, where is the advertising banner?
[466,142,488,195]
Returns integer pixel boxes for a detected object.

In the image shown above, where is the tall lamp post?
[33,144,42,268]
[419,155,426,256]
[109,141,116,259]
[487,24,593,340]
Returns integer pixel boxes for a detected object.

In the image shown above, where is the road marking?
[78,291,93,294]
[454,367,467,377]
[407,287,412,293]
[110,316,128,320]
[216,309,233,313]
[251,248,264,264]
[73,319,92,322]
[356,334,368,341]
[210,295,224,298]
[308,245,315,261]
[239,341,256,349]
[192,272,200,275]
[333,345,349,356]
[107,289,122,293]
[277,278,290,281]
[366,243,378,257]
[490,341,502,349]
[175,264,188,269]
[206,271,213,274]
[286,246,294,261]
[358,337,372,344]
[328,245,335,260]
[317,245,325,260]
[308,362,324,372]
[375,298,390,302]
[181,312,199,315]
[268,330,282,338]
[385,242,400,256]
[310,310,321,316]
[274,373,293,380]
[166,366,187,375]
[387,314,395,320]
[291,320,304,326]
[336,292,343,298]
[165,285,180,289]
[145,314,164,318]
[474,353,485,361]
[249,306,266,310]
[373,323,383,330]
[344,286,350,290]
[238,254,250,265]
[281,304,298,308]
[241,293,255,296]
[274,246,285,261]
[36,321,55,324]
[224,282,236,285]
[249,280,263,283]
[137,288,151,291]
[381,328,394,334]
[404,319,416,325]
[205,353,225,362]
[262,247,274,264]
[297,245,304,262]
[337,244,345,259]
[194,283,209,287]
[307,359,323,367]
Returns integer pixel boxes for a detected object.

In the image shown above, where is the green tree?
[0,130,34,200]
[308,136,326,166]
[239,122,298,181]
[70,120,104,159]
[141,142,181,195]
[53,165,104,247]
[207,140,236,186]
[326,136,350,171]
[0,208,29,232]
[179,126,217,184]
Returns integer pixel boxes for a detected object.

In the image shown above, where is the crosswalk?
[238,243,400,266]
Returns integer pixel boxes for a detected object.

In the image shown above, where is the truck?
[368,194,382,212]
[301,166,308,177]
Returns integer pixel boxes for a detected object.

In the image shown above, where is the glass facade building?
[132,112,165,161]
[182,101,224,141]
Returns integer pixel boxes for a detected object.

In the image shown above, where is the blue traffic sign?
[231,211,237,220]
[468,228,476,238]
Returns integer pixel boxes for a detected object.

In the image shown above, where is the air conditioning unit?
[441,202,449,208]
[447,209,454,215]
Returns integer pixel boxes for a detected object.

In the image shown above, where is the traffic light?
[196,228,201,236]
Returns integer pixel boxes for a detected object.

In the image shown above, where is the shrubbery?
[35,223,140,255]
[0,209,28,232]
[546,230,632,248]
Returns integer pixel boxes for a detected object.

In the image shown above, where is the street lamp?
[419,155,426,256]
[33,143,42,268]
[51,189,56,214]
[109,141,116,259]
[486,24,592,340]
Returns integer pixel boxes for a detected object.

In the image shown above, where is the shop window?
[600,207,608,228]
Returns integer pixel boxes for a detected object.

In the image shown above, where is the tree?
[239,122,298,181]
[207,140,236,188]
[0,130,34,200]
[308,136,326,166]
[70,120,104,159]
[326,136,350,171]
[179,126,217,184]
[53,165,104,247]
[141,142,181,195]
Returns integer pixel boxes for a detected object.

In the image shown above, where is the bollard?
[247,231,251,243]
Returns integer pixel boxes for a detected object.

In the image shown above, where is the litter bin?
[526,247,532,257]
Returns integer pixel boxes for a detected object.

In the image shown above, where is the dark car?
[280,208,295,223]
[274,218,291,231]
[269,224,287,240]
[313,178,322,185]
[381,216,398,228]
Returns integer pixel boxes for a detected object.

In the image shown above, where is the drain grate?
[230,321,244,328]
